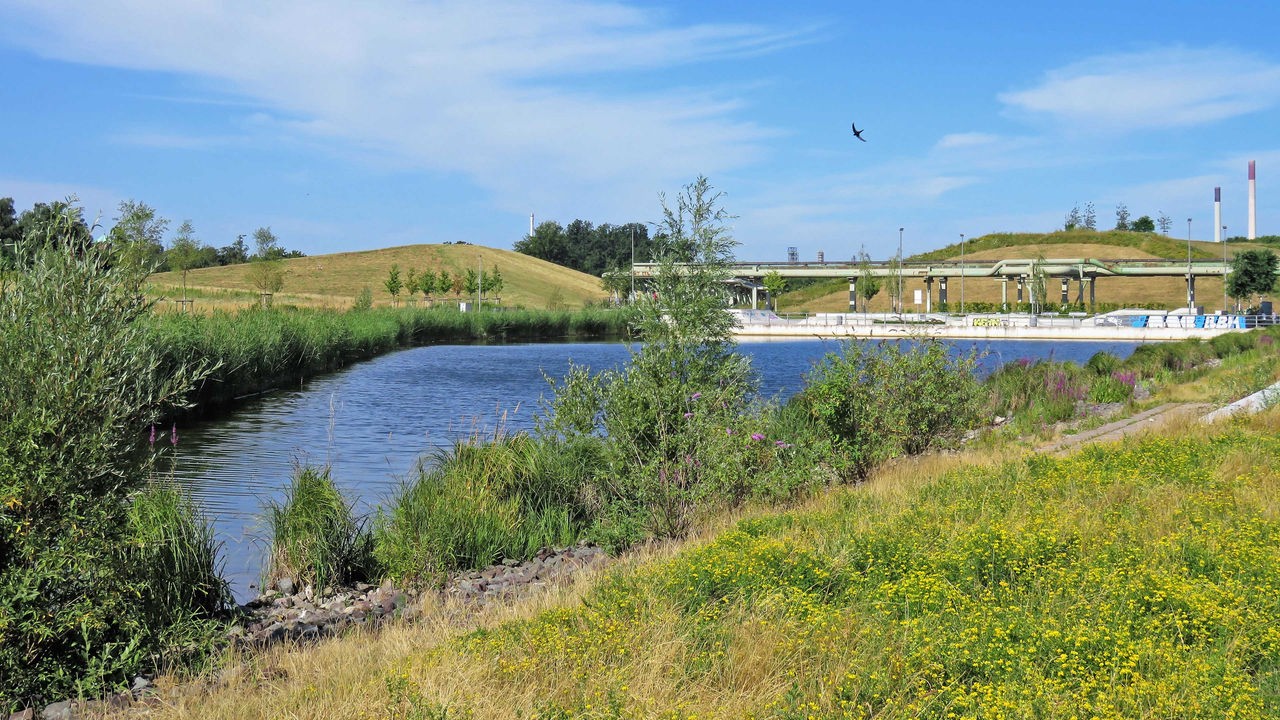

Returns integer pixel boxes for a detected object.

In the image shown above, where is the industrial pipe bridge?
[631,257,1235,312]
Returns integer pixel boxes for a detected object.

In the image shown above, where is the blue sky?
[1,1,1277,261]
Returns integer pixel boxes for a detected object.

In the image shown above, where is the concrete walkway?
[1037,403,1211,455]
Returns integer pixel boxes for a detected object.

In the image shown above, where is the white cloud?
[1,0,809,218]
[935,132,1000,150]
[999,47,1280,131]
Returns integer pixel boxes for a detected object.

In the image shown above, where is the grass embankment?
[148,244,609,312]
[147,305,635,412]
[784,229,1254,314]
[121,331,1280,719]
[134,413,1280,719]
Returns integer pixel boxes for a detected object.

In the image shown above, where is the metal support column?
[1060,278,1070,305]
[848,280,857,313]
[939,277,948,306]
[1000,278,1008,312]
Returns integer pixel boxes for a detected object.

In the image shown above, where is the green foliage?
[1086,371,1137,403]
[985,359,1086,431]
[514,219,651,277]
[354,284,374,311]
[761,270,787,311]
[146,305,635,412]
[384,264,403,304]
[854,247,881,311]
[165,220,204,299]
[264,466,373,591]
[0,212,221,708]
[374,436,586,584]
[108,200,168,273]
[799,338,983,478]
[1226,249,1278,304]
[246,257,285,295]
[252,226,283,261]
[1131,215,1156,233]
[1084,351,1120,376]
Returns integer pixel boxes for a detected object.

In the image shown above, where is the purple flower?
[775,440,793,448]
[149,425,156,446]
[750,433,766,442]
[690,392,702,400]
[683,412,694,418]
[170,423,178,445]
[726,428,735,436]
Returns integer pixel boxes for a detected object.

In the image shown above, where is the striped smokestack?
[1214,186,1222,243]
[1249,161,1257,240]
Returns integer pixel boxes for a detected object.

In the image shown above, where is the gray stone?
[9,709,34,720]
[276,577,295,595]
[40,701,72,720]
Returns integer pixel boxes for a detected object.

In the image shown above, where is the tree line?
[513,219,653,277]
[0,196,304,273]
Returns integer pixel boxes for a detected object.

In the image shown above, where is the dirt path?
[1036,402,1213,455]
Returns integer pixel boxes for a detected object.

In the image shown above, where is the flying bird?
[851,122,866,142]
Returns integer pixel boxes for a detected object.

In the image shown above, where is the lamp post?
[897,227,904,314]
[1186,218,1193,312]
[1222,225,1229,313]
[959,233,966,315]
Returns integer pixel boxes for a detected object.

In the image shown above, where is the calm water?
[168,338,1140,599]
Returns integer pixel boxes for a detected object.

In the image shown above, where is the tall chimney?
[1248,161,1257,240]
[530,213,535,236]
[1214,187,1222,243]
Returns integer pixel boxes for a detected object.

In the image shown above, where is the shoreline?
[731,311,1263,341]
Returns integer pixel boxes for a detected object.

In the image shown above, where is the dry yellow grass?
[148,244,609,312]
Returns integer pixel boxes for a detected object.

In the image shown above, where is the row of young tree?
[514,219,652,277]
[1064,202,1166,233]
[0,197,304,274]
[382,263,505,305]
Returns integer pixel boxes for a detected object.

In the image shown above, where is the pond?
[166,337,1140,599]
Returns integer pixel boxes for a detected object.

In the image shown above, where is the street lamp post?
[959,233,966,315]
[897,227,904,314]
[1186,218,1193,312]
[1222,225,1229,313]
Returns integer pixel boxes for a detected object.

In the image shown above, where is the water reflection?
[170,338,1139,598]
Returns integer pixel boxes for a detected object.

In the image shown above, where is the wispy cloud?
[998,47,1280,131]
[2,0,812,217]
[935,132,1000,150]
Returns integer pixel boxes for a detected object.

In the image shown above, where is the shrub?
[799,338,983,479]
[0,211,217,709]
[263,465,373,592]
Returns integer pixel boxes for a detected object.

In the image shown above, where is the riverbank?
[148,305,636,414]
[85,374,1280,719]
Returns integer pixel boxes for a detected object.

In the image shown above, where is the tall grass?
[373,435,587,585]
[263,466,374,592]
[148,305,636,412]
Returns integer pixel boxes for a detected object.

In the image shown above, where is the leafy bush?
[0,212,220,709]
[799,338,983,479]
[264,465,373,592]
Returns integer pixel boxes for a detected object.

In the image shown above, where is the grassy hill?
[148,244,609,312]
[781,229,1260,314]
